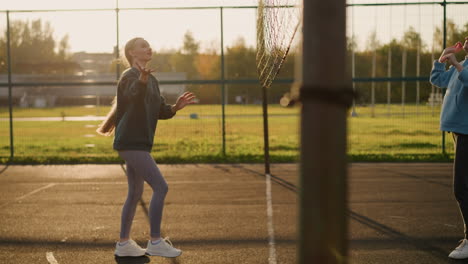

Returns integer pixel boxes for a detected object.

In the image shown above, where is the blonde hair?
[96,37,143,136]
[96,97,117,136]
[124,37,143,67]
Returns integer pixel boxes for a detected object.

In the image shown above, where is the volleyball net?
[256,0,301,90]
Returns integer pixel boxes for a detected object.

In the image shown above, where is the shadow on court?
[0,164,9,175]
[0,163,463,263]
[114,256,150,264]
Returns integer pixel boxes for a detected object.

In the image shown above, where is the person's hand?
[447,53,464,72]
[172,92,197,113]
[447,53,457,64]
[439,42,463,63]
[135,62,155,84]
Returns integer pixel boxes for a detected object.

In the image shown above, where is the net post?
[262,84,271,175]
[299,1,348,263]
[6,10,14,160]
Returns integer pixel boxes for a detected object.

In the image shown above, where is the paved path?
[0,163,465,263]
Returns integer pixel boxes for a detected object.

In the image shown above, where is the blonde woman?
[97,37,196,257]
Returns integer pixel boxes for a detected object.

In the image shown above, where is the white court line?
[265,173,277,264]
[0,183,56,209]
[46,252,59,264]
[16,183,56,201]
[56,180,264,185]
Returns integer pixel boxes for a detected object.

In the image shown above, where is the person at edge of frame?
[96,37,197,258]
[430,36,468,259]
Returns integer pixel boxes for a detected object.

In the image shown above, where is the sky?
[0,0,467,54]
[0,0,260,53]
[348,2,468,53]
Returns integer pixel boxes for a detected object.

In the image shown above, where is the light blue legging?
[118,150,168,239]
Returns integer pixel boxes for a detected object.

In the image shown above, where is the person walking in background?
[97,37,196,258]
[430,36,468,259]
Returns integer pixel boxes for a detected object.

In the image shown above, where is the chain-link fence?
[347,0,468,160]
[0,1,467,163]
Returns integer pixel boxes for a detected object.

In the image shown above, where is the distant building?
[72,52,115,76]
[155,72,187,103]
[0,51,187,107]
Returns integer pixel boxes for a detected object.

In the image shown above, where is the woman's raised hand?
[439,42,463,63]
[173,92,197,112]
[136,62,155,84]
[447,53,464,72]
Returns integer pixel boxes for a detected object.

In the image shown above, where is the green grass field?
[0,104,454,163]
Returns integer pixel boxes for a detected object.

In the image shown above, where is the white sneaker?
[145,237,182,257]
[114,239,146,257]
[449,239,468,259]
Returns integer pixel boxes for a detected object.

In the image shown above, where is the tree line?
[0,19,79,74]
[1,18,467,104]
[349,20,468,104]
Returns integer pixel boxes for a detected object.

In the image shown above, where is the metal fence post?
[6,10,14,159]
[116,0,121,80]
[442,0,447,154]
[220,7,226,157]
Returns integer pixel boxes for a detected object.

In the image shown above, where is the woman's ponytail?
[96,97,117,136]
[97,37,142,136]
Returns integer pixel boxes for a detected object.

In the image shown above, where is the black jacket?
[113,67,175,152]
